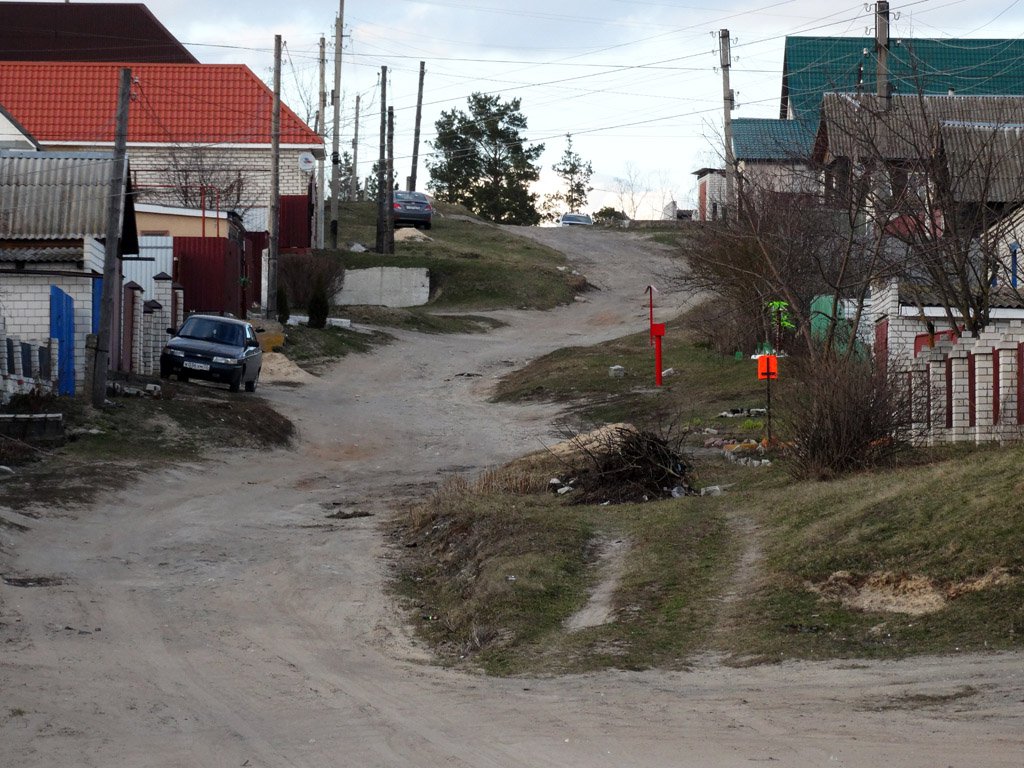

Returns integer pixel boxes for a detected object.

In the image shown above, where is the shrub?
[307,278,329,329]
[278,251,344,310]
[276,285,290,325]
[775,350,915,479]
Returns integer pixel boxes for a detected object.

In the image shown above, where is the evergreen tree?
[427,93,544,225]
[552,134,593,213]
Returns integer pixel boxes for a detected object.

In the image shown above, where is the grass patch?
[392,467,734,675]
[279,323,391,371]
[339,306,505,334]
[336,202,578,310]
[713,445,1024,661]
[491,323,763,426]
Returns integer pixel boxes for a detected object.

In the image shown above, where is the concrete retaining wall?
[334,267,430,308]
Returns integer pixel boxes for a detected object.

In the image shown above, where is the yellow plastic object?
[258,331,285,352]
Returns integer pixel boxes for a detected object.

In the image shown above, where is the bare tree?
[141,146,254,214]
[614,162,651,219]
[819,92,1024,338]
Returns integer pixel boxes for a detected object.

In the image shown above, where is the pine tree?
[427,93,544,225]
[552,134,593,213]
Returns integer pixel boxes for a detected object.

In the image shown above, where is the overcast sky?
[129,0,1024,215]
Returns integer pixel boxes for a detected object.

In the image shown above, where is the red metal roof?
[0,62,321,146]
[0,2,197,63]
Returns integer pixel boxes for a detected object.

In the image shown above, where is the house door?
[49,286,75,396]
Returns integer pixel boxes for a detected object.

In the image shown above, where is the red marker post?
[652,323,666,386]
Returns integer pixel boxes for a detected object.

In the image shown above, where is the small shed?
[0,150,138,393]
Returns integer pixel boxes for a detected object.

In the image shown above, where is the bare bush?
[775,351,915,479]
[278,252,345,310]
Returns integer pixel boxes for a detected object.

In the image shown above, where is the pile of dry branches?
[556,424,695,504]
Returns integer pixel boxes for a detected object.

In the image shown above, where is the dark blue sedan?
[393,191,433,229]
[160,315,263,392]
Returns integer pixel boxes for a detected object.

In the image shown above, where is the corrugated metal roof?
[0,150,119,238]
[733,118,816,161]
[0,2,197,63]
[782,37,1024,121]
[0,62,322,147]
[822,93,1024,158]
[820,94,1024,201]
[941,122,1024,203]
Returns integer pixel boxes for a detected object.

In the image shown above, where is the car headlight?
[164,348,185,357]
[213,356,241,365]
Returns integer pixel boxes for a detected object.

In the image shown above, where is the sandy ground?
[2,226,1023,767]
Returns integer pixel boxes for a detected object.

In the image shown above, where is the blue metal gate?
[92,278,102,334]
[49,286,75,396]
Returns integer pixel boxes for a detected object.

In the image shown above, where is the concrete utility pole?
[92,66,131,408]
[386,105,395,254]
[350,93,360,201]
[268,34,281,316]
[719,29,736,220]
[329,0,345,248]
[408,60,425,191]
[876,1,890,102]
[316,35,326,248]
[375,66,388,253]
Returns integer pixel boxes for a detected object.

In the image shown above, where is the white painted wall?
[0,111,36,149]
[123,236,174,296]
[334,267,430,308]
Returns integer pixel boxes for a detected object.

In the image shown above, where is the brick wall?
[0,273,95,389]
[46,144,317,217]
[907,321,1024,444]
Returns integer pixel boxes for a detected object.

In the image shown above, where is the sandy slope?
[2,226,1022,767]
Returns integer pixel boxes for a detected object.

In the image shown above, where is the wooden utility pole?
[350,94,360,201]
[329,0,345,248]
[316,35,326,248]
[375,66,387,253]
[268,34,281,316]
[719,29,736,220]
[92,66,131,408]
[876,1,890,101]
[408,60,425,191]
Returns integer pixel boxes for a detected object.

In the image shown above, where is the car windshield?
[561,214,591,224]
[396,192,427,203]
[179,317,243,346]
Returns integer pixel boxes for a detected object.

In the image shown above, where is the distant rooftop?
[0,2,197,63]
[732,118,816,161]
[0,62,322,148]
[782,37,1024,121]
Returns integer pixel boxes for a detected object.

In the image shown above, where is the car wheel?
[229,371,241,392]
[425,221,432,230]
[159,365,170,380]
[178,373,189,383]
[245,371,259,392]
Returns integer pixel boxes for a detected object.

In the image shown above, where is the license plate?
[184,361,210,371]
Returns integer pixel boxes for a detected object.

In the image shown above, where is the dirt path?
[2,227,1023,767]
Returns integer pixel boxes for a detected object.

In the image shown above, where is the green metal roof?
[782,37,1024,121]
[732,118,816,161]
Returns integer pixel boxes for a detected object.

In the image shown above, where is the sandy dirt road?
[2,226,1023,767]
